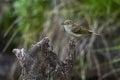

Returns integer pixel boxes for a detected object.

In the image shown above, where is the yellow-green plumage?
[63,20,99,37]
[71,23,98,35]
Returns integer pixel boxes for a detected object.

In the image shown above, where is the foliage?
[1,0,120,57]
[3,0,51,51]
[76,0,120,19]
[13,0,51,48]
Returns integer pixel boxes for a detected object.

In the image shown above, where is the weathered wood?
[12,37,76,80]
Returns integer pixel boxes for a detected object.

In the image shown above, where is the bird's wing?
[71,23,99,35]
[71,23,92,34]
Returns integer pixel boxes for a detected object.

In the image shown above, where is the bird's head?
[62,20,74,32]
[62,20,73,27]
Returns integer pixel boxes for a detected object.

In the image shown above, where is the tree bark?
[12,37,76,80]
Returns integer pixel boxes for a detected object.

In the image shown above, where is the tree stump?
[12,37,76,80]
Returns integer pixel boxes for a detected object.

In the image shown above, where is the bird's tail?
[89,30,100,35]
[93,32,100,35]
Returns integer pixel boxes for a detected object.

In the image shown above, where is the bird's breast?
[64,25,71,33]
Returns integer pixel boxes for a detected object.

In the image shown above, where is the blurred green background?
[0,0,120,80]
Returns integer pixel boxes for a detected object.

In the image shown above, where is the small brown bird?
[62,20,99,37]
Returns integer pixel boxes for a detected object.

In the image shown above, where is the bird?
[62,20,99,37]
